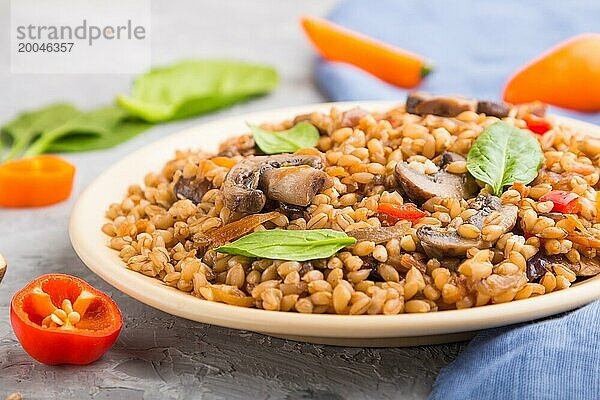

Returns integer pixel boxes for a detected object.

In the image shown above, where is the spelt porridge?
[102,93,600,315]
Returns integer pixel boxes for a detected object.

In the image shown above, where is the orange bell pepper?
[301,16,432,89]
[0,155,75,207]
[504,34,600,112]
[10,274,122,365]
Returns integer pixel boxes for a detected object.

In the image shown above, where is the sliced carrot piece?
[301,16,432,89]
[211,156,237,169]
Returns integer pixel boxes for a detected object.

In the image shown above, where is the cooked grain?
[103,104,600,314]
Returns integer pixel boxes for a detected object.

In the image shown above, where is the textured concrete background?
[0,1,466,398]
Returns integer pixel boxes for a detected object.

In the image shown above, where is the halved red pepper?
[523,114,552,135]
[539,190,582,214]
[10,274,122,365]
[377,203,426,220]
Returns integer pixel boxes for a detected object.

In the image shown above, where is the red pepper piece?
[10,274,122,365]
[377,203,426,221]
[523,114,552,135]
[539,190,581,214]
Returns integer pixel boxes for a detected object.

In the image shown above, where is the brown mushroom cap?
[466,194,518,232]
[394,152,478,204]
[417,194,518,259]
[406,92,477,117]
[222,154,327,214]
[417,226,485,258]
[260,165,332,207]
[347,225,410,244]
[527,253,600,280]
[173,176,212,204]
[396,164,467,203]
[574,257,600,276]
[476,100,511,118]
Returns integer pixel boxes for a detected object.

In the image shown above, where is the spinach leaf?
[216,229,356,261]
[24,106,151,156]
[251,122,320,154]
[1,103,79,161]
[45,119,150,153]
[117,60,278,122]
[1,104,151,159]
[467,121,543,196]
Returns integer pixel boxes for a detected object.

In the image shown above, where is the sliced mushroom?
[276,201,308,220]
[527,253,600,281]
[533,169,577,191]
[395,165,463,204]
[575,257,600,276]
[537,212,567,222]
[465,194,518,233]
[260,165,332,207]
[406,92,477,117]
[439,151,466,166]
[222,154,327,214]
[526,252,553,281]
[417,226,484,258]
[173,176,212,204]
[395,152,477,204]
[516,101,547,118]
[476,100,511,118]
[347,225,410,244]
[417,194,518,259]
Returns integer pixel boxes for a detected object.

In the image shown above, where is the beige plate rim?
[69,101,600,340]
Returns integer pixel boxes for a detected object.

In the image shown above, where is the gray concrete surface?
[0,1,466,398]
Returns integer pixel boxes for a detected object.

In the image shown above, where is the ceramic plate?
[70,101,600,347]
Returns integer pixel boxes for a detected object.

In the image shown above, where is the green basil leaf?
[117,60,278,122]
[251,122,319,154]
[467,121,543,196]
[216,229,357,261]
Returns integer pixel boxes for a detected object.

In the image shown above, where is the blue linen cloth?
[430,301,600,399]
[316,0,600,125]
[315,1,600,398]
